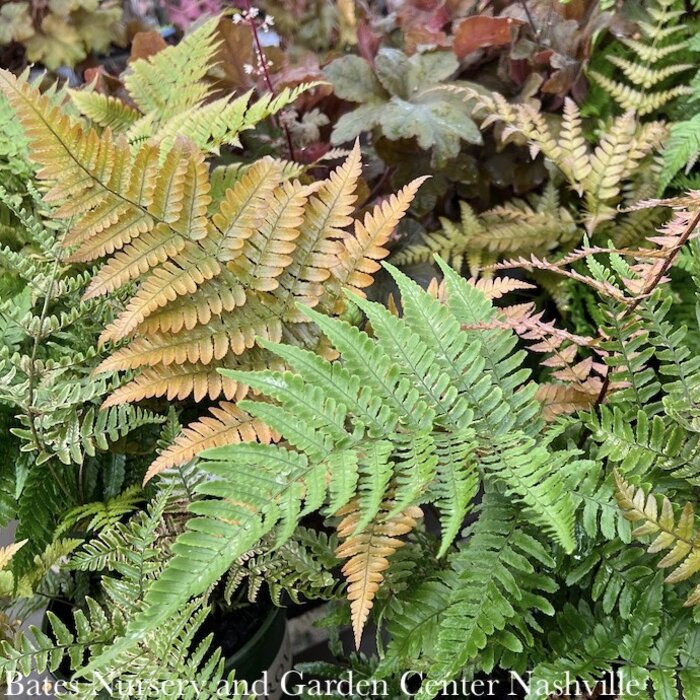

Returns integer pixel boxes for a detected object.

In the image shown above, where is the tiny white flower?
[247,6,259,18]
[243,63,254,75]
[232,12,242,23]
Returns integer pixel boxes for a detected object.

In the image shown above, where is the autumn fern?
[0,69,425,477]
[70,17,314,156]
[458,90,666,234]
[78,260,584,675]
[589,0,694,116]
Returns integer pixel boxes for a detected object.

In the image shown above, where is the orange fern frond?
[470,276,535,300]
[0,70,424,472]
[330,177,428,308]
[335,499,423,648]
[144,403,278,483]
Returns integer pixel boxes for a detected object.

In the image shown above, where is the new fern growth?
[70,17,312,157]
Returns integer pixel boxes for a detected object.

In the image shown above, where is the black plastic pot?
[223,606,291,699]
[40,599,290,699]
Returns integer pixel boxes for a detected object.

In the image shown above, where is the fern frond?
[101,348,282,406]
[423,497,556,694]
[275,141,362,313]
[226,528,338,605]
[589,72,692,116]
[589,0,694,116]
[55,486,144,539]
[328,177,428,306]
[484,435,578,553]
[336,498,423,647]
[145,402,277,482]
[618,37,689,63]
[0,540,26,572]
[566,541,654,618]
[124,17,220,122]
[615,472,700,605]
[83,226,187,299]
[227,179,311,291]
[606,56,693,89]
[559,98,591,190]
[662,116,700,191]
[160,82,319,155]
[392,187,576,271]
[70,90,141,132]
[536,382,600,420]
[584,111,638,230]
[391,200,483,269]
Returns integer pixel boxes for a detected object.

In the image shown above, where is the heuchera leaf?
[328,49,482,166]
[381,92,482,165]
[324,55,387,103]
[452,16,523,59]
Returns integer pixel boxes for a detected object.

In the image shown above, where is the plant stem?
[26,254,73,502]
[242,0,296,162]
[519,0,539,40]
[593,209,700,409]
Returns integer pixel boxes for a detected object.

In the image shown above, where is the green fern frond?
[586,406,700,480]
[566,542,654,618]
[55,486,144,540]
[225,527,339,605]
[81,259,579,671]
[589,72,691,116]
[124,17,221,122]
[420,497,556,696]
[482,436,578,553]
[589,0,694,115]
[392,186,577,271]
[661,116,700,192]
[70,90,141,132]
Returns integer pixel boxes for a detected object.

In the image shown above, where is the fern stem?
[594,209,700,410]
[25,252,73,502]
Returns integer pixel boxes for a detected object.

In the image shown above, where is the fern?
[0,68,425,475]
[421,496,557,694]
[0,492,236,698]
[70,18,316,157]
[456,89,665,236]
[80,259,585,675]
[565,541,654,618]
[225,527,338,605]
[391,184,577,274]
[0,172,166,574]
[336,498,424,647]
[615,472,700,606]
[589,0,694,116]
[662,115,700,191]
